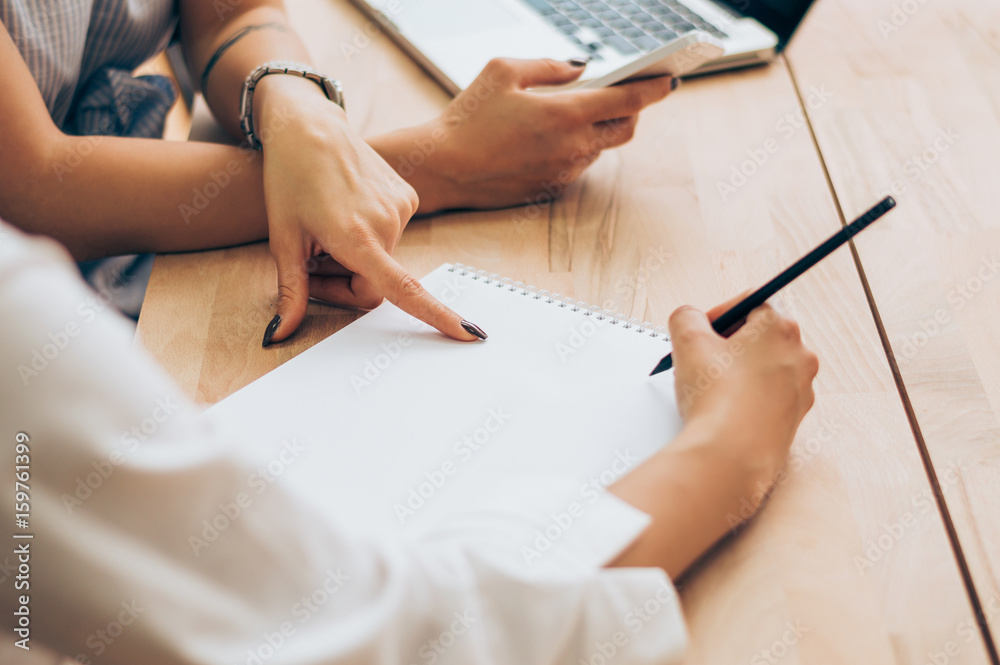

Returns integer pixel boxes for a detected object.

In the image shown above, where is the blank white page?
[207,264,682,536]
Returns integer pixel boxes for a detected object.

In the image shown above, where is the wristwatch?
[239,61,345,150]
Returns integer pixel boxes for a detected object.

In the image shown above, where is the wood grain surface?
[785,0,1000,656]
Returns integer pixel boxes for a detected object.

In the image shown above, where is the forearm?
[182,2,314,138]
[608,420,755,579]
[7,134,268,260]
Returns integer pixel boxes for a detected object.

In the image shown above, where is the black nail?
[461,320,488,340]
[262,314,281,348]
[567,56,592,67]
[671,77,680,91]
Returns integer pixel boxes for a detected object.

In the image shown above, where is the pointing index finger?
[362,249,482,342]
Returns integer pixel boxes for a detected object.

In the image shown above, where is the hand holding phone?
[554,31,724,91]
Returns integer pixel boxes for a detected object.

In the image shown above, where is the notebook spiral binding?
[447,263,670,342]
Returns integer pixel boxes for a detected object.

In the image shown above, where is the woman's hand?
[254,76,483,346]
[670,296,819,488]
[369,58,678,213]
[608,297,818,577]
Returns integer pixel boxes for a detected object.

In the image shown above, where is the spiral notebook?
[208,264,683,536]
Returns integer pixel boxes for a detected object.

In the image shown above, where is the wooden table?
[135,0,1000,662]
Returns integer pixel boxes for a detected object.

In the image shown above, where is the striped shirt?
[1,0,180,317]
[1,0,178,137]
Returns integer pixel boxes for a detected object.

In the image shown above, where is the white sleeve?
[0,225,688,665]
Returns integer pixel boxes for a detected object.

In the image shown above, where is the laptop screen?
[714,0,816,50]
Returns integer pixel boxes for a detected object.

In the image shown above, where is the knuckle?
[669,304,699,322]
[668,306,703,342]
[779,318,801,340]
[673,328,703,347]
[804,386,817,412]
[351,278,384,309]
[486,57,515,79]
[574,137,596,159]
[395,271,424,300]
[399,182,420,217]
[342,216,372,242]
[358,293,384,310]
[806,351,820,377]
[276,282,301,305]
[623,86,645,115]
[557,100,586,126]
[744,308,769,331]
[618,120,636,142]
[656,75,675,97]
[542,58,563,77]
[344,217,388,253]
[562,168,584,185]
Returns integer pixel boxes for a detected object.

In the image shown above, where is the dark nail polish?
[461,320,488,340]
[671,77,680,91]
[567,56,592,67]
[262,314,281,348]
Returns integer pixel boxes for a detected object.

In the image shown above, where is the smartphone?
[566,31,724,90]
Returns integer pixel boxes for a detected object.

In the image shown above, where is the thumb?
[667,305,717,365]
[510,57,589,88]
[264,236,310,347]
[705,289,752,322]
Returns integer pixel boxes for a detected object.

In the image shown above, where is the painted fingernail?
[262,314,281,348]
[567,56,592,67]
[671,77,681,91]
[461,320,488,340]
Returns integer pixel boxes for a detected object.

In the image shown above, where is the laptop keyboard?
[521,0,729,58]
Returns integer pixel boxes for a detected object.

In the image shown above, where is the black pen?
[649,196,897,376]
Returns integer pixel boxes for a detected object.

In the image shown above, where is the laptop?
[349,0,817,94]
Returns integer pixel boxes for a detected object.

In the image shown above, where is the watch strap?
[239,61,345,150]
